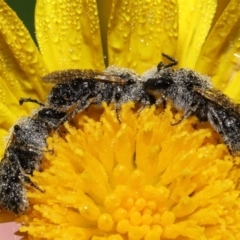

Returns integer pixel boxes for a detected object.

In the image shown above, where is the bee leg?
[114,91,122,123]
[138,96,166,114]
[137,105,147,114]
[19,97,45,106]
[115,102,122,123]
[171,107,193,126]
[21,174,44,193]
[171,114,187,125]
[55,98,93,130]
[41,149,54,155]
[172,100,201,126]
[137,93,154,114]
[46,149,54,154]
[162,99,167,109]
[155,95,167,108]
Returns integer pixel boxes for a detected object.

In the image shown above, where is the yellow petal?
[224,71,240,102]
[196,0,240,97]
[211,0,230,26]
[35,0,105,71]
[0,0,49,104]
[108,0,178,74]
[176,0,217,68]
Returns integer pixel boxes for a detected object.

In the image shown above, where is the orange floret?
[18,102,240,240]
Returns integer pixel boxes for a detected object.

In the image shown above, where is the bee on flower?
[0,0,240,240]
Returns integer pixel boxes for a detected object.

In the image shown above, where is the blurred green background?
[5,0,37,43]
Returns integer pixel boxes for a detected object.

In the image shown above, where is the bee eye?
[14,125,20,132]
[126,79,135,85]
[186,81,193,90]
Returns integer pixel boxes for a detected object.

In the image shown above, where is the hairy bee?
[43,66,155,124]
[144,54,240,155]
[0,108,68,214]
[0,66,154,214]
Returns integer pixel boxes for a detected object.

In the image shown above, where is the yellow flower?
[0,0,240,239]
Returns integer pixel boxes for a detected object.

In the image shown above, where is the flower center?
[100,167,172,238]
[18,102,240,240]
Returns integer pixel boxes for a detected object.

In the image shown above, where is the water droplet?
[50,34,59,43]
[109,33,125,51]
[69,48,80,61]
[60,24,70,30]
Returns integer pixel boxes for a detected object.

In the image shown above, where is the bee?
[144,53,240,155]
[43,67,155,124]
[0,66,154,214]
[0,117,49,213]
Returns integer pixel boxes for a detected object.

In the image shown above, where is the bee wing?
[207,103,240,155]
[42,69,126,84]
[195,87,240,155]
[194,87,240,112]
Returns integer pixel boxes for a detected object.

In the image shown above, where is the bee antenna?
[19,98,45,107]
[157,53,178,72]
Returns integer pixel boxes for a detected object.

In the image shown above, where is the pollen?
[18,102,240,239]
